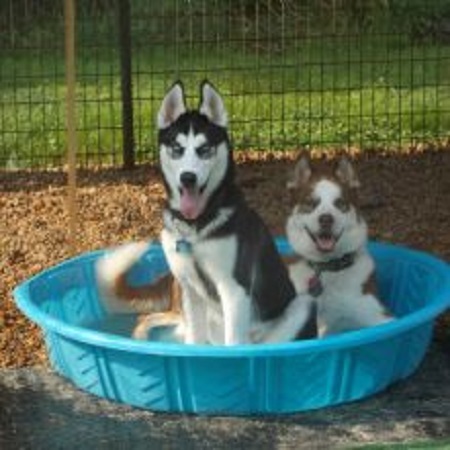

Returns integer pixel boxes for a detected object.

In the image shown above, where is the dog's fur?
[285,155,393,337]
[97,81,316,345]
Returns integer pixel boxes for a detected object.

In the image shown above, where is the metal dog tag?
[176,239,192,254]
[308,275,323,297]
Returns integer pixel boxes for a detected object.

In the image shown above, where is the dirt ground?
[1,149,450,368]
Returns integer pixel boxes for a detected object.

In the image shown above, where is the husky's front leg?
[217,281,251,345]
[182,285,208,344]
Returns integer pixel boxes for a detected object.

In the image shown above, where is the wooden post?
[64,0,78,254]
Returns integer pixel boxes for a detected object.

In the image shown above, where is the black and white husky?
[97,81,316,345]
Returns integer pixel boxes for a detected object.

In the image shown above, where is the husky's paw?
[259,294,315,343]
[131,312,183,341]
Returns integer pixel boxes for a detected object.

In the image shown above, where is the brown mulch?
[1,150,450,368]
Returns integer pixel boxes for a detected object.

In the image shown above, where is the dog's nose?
[319,213,334,229]
[180,171,197,188]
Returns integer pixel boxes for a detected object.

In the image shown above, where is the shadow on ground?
[1,341,450,450]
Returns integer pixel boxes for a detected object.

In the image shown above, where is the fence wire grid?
[1,0,450,169]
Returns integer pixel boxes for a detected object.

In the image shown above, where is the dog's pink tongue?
[180,187,202,220]
[317,236,336,252]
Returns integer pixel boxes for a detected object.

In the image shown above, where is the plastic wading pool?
[14,238,450,415]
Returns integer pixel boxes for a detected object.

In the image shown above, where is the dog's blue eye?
[170,144,184,159]
[196,145,214,159]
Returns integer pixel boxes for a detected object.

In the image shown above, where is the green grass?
[1,33,449,168]
[352,439,450,449]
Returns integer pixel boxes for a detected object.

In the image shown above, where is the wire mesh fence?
[1,0,450,169]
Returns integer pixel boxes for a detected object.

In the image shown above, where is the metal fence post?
[118,0,134,169]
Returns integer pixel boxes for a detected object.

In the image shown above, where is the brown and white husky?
[285,155,393,337]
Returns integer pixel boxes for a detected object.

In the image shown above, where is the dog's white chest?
[161,228,243,344]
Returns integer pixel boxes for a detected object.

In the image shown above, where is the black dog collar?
[306,252,356,298]
[307,252,356,273]
[164,207,236,255]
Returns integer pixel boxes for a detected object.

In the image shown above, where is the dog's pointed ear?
[157,81,187,129]
[199,81,228,127]
[335,157,360,189]
[287,154,312,190]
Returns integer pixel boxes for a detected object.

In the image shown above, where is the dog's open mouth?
[315,232,337,253]
[306,227,342,253]
[179,185,206,220]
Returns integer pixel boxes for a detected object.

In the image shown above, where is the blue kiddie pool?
[13,238,450,415]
